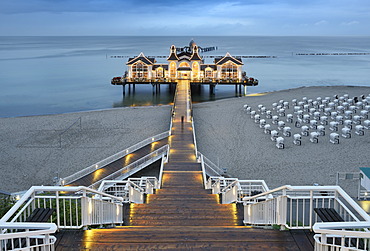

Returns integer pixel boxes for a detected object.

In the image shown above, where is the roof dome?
[189,39,196,47]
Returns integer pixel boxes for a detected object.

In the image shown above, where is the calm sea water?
[0,36,369,117]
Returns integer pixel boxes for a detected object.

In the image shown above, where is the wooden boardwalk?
[56,80,314,250]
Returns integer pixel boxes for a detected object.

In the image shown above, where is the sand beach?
[1,86,369,196]
[193,85,370,196]
[0,106,171,193]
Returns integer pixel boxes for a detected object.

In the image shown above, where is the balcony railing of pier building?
[242,185,370,250]
[61,131,171,186]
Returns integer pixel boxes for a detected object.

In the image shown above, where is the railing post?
[55,191,60,228]
[81,190,88,227]
[309,190,313,229]
[279,189,287,230]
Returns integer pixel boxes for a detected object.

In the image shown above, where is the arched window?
[132,61,148,79]
[192,62,199,80]
[221,62,238,79]
[169,62,177,79]
[179,62,190,68]
[156,67,164,78]
[205,67,213,79]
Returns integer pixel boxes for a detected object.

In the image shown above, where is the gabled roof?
[190,46,202,61]
[177,51,191,59]
[127,52,155,65]
[167,45,179,61]
[200,64,217,71]
[214,52,243,65]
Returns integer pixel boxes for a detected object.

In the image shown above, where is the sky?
[0,0,369,36]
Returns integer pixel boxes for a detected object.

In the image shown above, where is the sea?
[0,36,369,117]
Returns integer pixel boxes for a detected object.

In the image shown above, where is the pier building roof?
[214,52,243,65]
[127,52,155,65]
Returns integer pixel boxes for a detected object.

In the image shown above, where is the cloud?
[315,20,328,26]
[342,21,360,26]
[0,0,370,35]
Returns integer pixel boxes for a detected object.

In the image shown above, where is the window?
[132,62,148,79]
[221,62,238,80]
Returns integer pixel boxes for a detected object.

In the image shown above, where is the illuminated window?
[156,67,164,78]
[132,62,148,79]
[205,67,213,79]
[192,62,199,79]
[169,62,177,79]
[221,62,238,79]
[179,62,190,68]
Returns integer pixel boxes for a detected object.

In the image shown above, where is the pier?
[53,80,313,249]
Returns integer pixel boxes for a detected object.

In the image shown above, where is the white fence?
[207,176,269,203]
[198,152,225,177]
[88,145,169,190]
[0,186,124,229]
[61,131,170,185]
[313,222,370,251]
[243,185,370,230]
[0,222,57,251]
[98,177,159,203]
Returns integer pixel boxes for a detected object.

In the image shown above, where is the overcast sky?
[0,0,369,36]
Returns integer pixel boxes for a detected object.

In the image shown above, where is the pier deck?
[56,80,313,250]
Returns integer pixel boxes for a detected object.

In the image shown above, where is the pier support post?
[244,85,247,95]
[152,84,155,94]
[210,84,216,95]
[239,84,242,94]
[133,84,136,93]
[128,84,131,94]
[122,84,126,95]
[235,84,238,93]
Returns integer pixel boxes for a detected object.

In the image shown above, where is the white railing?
[98,177,159,203]
[192,120,198,158]
[0,222,57,251]
[207,176,269,203]
[0,186,124,229]
[313,222,370,251]
[198,152,225,177]
[61,131,170,185]
[243,185,370,230]
[88,145,169,190]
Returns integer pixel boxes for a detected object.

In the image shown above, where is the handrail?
[313,221,370,235]
[243,185,370,221]
[0,186,123,224]
[198,152,225,176]
[221,180,239,193]
[61,131,170,185]
[192,119,198,158]
[88,145,169,190]
[0,222,57,238]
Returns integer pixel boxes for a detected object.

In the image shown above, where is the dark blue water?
[0,36,369,117]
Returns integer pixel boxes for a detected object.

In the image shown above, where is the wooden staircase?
[56,80,313,250]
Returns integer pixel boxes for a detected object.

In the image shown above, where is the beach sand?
[193,86,370,196]
[1,86,369,197]
[0,106,171,193]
